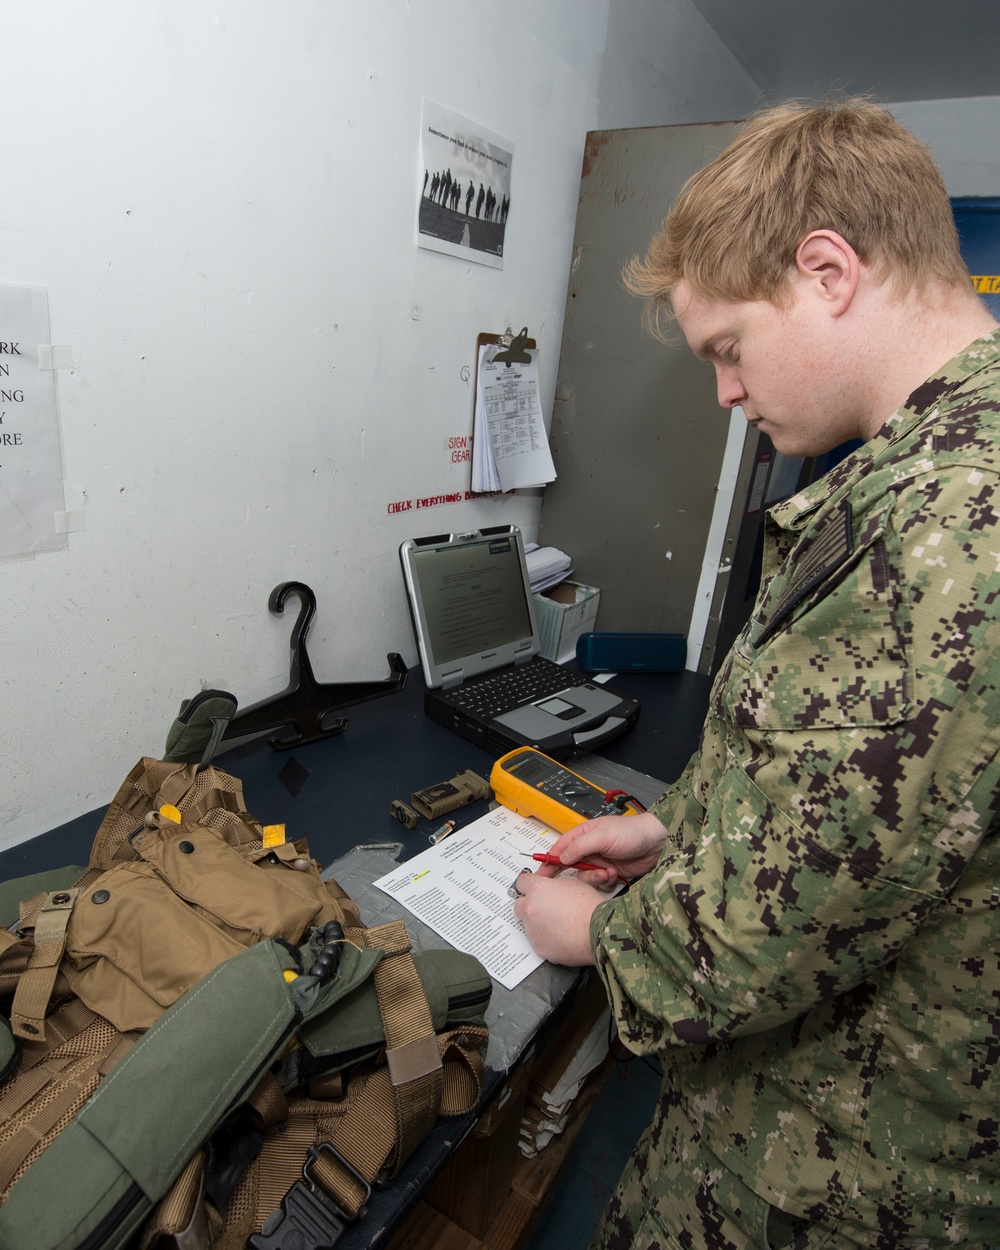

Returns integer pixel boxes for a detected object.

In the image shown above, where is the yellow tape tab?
[159,804,182,824]
[263,824,287,848]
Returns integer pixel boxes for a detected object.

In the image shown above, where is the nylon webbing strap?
[366,920,443,1171]
[246,1000,485,1239]
[16,892,46,935]
[436,1027,487,1114]
[244,1072,289,1134]
[295,1046,482,1222]
[0,928,24,961]
[144,1150,210,1249]
[323,878,363,930]
[306,1071,344,1100]
[0,1056,75,1124]
[98,1032,139,1076]
[317,1077,395,1214]
[10,889,79,1041]
[253,1115,317,1225]
[146,762,199,809]
[281,921,444,1222]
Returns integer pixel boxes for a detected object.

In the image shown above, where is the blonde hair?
[625,98,969,336]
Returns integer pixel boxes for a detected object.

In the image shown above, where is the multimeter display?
[490,747,642,833]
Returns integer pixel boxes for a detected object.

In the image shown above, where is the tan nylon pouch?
[61,862,249,1032]
[61,821,352,1033]
[130,825,322,944]
[248,841,348,931]
[19,750,353,1034]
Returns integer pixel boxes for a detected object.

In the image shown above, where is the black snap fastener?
[51,892,71,905]
[92,889,111,905]
[20,1023,38,1036]
[178,841,195,854]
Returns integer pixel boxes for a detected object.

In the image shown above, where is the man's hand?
[534,811,668,886]
[512,873,602,966]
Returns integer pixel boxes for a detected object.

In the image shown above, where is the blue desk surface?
[0,664,709,881]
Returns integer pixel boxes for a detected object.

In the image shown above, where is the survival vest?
[0,753,491,1250]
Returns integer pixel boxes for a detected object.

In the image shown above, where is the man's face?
[672,277,869,457]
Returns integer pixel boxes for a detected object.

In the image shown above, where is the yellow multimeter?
[490,747,643,834]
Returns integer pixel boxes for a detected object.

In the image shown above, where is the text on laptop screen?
[413,535,533,666]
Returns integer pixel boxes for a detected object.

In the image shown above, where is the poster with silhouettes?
[418,100,513,269]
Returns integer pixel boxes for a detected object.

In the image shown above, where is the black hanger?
[222,582,407,750]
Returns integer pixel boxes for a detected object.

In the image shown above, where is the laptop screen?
[400,526,537,687]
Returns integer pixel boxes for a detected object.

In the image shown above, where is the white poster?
[418,99,513,269]
[0,285,67,558]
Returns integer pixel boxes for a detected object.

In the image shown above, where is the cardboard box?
[532,581,600,663]
[425,1059,534,1238]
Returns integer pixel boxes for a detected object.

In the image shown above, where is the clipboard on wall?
[471,327,556,493]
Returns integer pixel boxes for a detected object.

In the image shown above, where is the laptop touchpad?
[534,695,586,721]
[496,685,618,739]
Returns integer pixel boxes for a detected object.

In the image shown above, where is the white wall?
[0,0,760,848]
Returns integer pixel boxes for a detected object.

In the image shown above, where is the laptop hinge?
[513,644,534,666]
[441,668,465,690]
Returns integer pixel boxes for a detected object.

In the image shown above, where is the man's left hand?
[512,872,602,966]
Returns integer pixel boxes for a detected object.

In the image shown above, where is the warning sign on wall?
[0,284,67,558]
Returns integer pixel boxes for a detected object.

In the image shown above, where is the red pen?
[527,852,630,883]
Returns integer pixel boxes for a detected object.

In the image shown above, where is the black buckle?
[302,1143,371,1211]
[248,1144,371,1250]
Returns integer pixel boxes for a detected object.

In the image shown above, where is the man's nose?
[715,365,747,409]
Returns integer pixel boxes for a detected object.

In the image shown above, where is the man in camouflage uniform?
[513,100,1000,1248]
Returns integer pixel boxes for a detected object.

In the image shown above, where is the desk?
[0,665,709,882]
[0,664,710,1248]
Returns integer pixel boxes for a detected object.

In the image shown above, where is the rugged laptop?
[399,525,640,757]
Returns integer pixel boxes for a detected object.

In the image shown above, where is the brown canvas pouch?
[61,858,249,1032]
[60,822,349,1031]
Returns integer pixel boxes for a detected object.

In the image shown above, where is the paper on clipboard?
[472,341,556,492]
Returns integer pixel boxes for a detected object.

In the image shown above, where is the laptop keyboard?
[440,658,589,719]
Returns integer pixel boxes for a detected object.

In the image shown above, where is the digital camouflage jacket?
[591,331,1000,1242]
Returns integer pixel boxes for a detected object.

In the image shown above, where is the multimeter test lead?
[524,852,631,884]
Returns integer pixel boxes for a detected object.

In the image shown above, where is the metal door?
[539,121,762,673]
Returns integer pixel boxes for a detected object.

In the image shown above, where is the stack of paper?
[518,985,612,1157]
[524,543,573,593]
[472,343,557,492]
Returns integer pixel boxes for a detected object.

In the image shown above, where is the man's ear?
[794,230,860,315]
